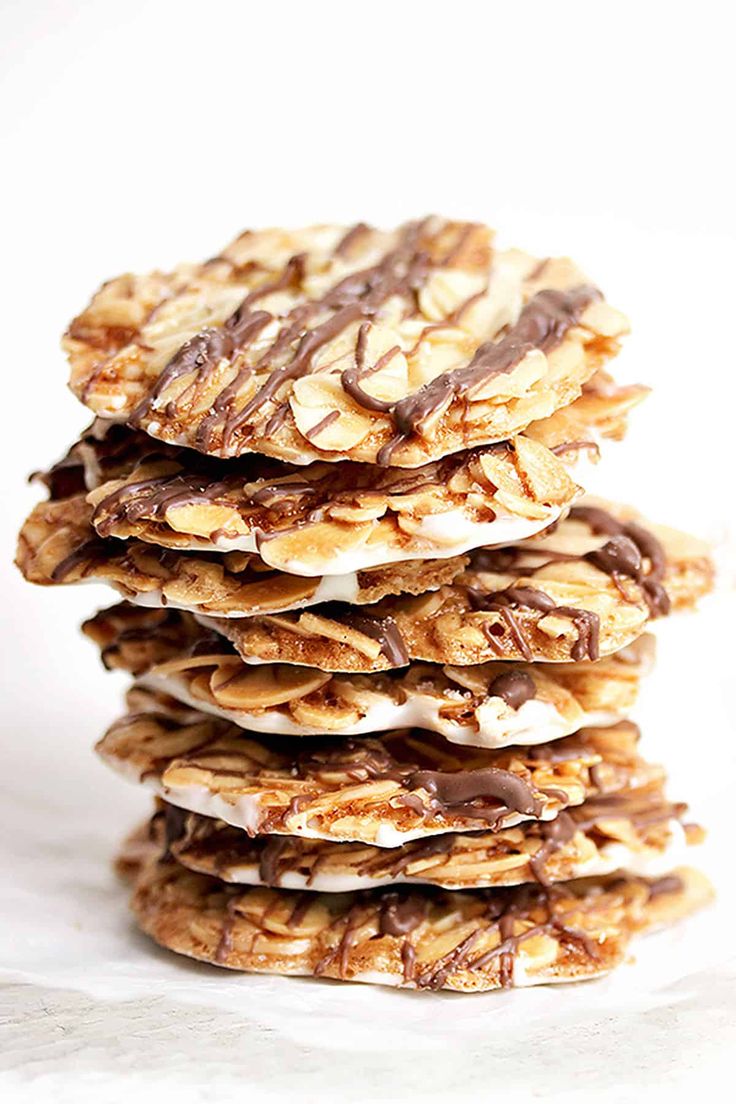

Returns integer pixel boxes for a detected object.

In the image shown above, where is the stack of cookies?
[17,218,715,992]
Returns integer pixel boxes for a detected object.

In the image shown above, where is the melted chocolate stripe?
[377,285,601,463]
[572,505,671,617]
[131,255,305,424]
[407,767,542,818]
[470,584,601,662]
[192,221,433,449]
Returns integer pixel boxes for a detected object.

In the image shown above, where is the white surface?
[1,0,736,1100]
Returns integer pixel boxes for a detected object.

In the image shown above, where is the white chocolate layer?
[139,507,567,577]
[126,569,361,618]
[98,750,562,846]
[174,827,686,893]
[138,671,619,749]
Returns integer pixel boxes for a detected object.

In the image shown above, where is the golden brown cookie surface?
[126,852,712,991]
[98,690,662,846]
[65,219,629,467]
[83,603,653,747]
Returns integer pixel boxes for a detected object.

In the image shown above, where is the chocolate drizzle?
[185,221,433,451]
[376,285,601,464]
[340,322,402,414]
[214,897,239,964]
[122,218,605,459]
[460,504,674,662]
[487,670,536,710]
[406,767,542,820]
[258,837,291,887]
[347,611,409,667]
[131,254,305,429]
[470,583,601,662]
[160,784,684,894]
[378,892,427,937]
[572,505,671,616]
[161,803,189,862]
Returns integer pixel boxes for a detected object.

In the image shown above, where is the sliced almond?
[466,348,548,403]
[513,436,580,505]
[259,520,373,572]
[297,613,384,660]
[210,664,330,709]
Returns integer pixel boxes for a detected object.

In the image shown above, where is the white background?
[1,1,735,1101]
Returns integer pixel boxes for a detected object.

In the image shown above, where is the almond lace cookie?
[124,850,712,991]
[17,495,467,617]
[65,218,629,468]
[133,783,699,892]
[197,501,714,672]
[31,374,646,578]
[97,691,663,846]
[37,367,646,504]
[83,602,653,747]
[83,438,580,573]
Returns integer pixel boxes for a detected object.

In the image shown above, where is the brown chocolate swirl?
[377,285,601,463]
[407,767,543,819]
[572,506,671,617]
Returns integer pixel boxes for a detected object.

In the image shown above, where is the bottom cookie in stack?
[102,690,712,992]
[118,822,710,993]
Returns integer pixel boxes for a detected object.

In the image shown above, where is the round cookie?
[124,852,712,992]
[97,690,663,847]
[83,602,654,748]
[65,218,629,467]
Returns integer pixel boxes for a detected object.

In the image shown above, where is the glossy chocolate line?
[464,505,674,659]
[50,536,113,581]
[376,285,601,464]
[304,410,341,441]
[470,583,601,662]
[487,670,536,709]
[407,767,542,818]
[131,254,305,425]
[191,221,432,450]
[571,506,671,617]
[340,323,402,414]
[347,611,410,667]
[333,222,372,257]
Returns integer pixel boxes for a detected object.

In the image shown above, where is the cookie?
[97,691,663,846]
[17,495,467,617]
[84,602,653,747]
[197,500,713,671]
[65,218,629,467]
[40,367,647,502]
[33,371,648,579]
[125,852,712,991]
[140,784,698,891]
[83,438,579,573]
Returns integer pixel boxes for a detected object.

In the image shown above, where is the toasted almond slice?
[258,520,374,572]
[466,348,548,402]
[296,613,384,660]
[164,503,247,539]
[209,665,331,709]
[512,435,580,504]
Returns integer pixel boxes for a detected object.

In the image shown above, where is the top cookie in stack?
[64,218,629,466]
[17,217,715,993]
